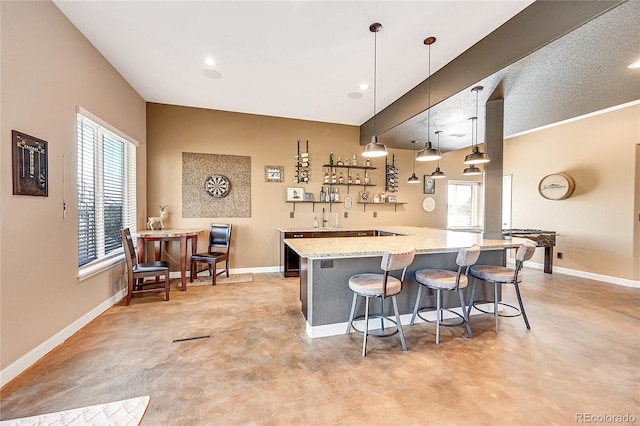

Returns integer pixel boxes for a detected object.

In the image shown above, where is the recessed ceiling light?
[359,83,369,90]
[203,58,216,66]
[348,92,363,99]
[628,59,640,69]
[203,69,222,79]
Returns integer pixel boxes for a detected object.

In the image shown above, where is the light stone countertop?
[282,226,531,259]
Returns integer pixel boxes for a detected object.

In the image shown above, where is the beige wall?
[146,103,455,270]
[504,104,640,280]
[1,1,146,373]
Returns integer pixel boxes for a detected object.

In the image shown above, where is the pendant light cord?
[373,27,378,136]
[427,42,431,143]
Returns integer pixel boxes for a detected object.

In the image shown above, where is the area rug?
[183,273,253,287]
[0,395,149,426]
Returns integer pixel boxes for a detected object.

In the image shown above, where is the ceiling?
[52,0,533,126]
[53,1,639,153]
[378,0,640,152]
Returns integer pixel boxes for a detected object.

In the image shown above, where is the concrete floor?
[1,269,639,425]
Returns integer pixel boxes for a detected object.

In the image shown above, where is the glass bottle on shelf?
[320,187,325,202]
[338,172,344,184]
[329,152,334,166]
[334,187,339,202]
[331,170,337,184]
[337,157,343,166]
[344,156,350,166]
[324,168,330,184]
[348,173,352,185]
[365,158,371,167]
[355,174,361,184]
[352,154,357,167]
[364,171,370,185]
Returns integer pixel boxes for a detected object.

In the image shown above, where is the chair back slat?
[456,244,481,267]
[380,248,416,298]
[208,223,232,252]
[516,242,537,262]
[121,228,138,268]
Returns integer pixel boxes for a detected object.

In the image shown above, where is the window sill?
[78,253,124,282]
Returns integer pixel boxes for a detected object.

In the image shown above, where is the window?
[447,180,481,228]
[77,110,137,278]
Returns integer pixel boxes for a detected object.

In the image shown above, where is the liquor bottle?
[320,187,325,202]
[331,170,337,184]
[364,171,370,185]
[365,158,371,167]
[313,217,318,229]
[329,152,334,166]
[334,187,339,202]
[352,154,357,167]
[355,174,361,184]
[329,189,334,202]
[344,156,350,166]
[347,173,352,185]
[324,168,329,184]
[338,172,344,184]
[337,157,343,166]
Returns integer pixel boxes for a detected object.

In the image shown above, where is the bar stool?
[467,242,536,332]
[346,248,416,356]
[410,245,481,344]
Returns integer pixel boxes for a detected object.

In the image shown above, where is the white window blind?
[77,113,136,275]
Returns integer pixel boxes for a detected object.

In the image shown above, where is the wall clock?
[204,174,230,198]
[538,173,575,200]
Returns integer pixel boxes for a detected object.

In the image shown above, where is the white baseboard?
[306,303,494,338]
[509,260,640,288]
[0,288,127,388]
[169,266,280,280]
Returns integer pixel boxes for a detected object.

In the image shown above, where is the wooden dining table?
[134,228,203,291]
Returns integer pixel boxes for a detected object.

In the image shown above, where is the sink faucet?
[321,208,328,228]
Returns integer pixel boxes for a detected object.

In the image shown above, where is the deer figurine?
[147,205,168,230]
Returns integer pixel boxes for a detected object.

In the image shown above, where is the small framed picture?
[303,192,314,202]
[12,130,48,197]
[286,187,304,201]
[265,165,284,182]
[424,176,435,194]
[386,194,398,203]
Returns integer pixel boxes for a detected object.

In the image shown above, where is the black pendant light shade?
[407,140,420,183]
[430,130,446,179]
[463,85,490,165]
[416,36,441,162]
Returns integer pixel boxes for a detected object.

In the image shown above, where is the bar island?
[280,226,530,338]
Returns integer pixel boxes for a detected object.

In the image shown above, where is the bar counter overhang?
[282,226,532,338]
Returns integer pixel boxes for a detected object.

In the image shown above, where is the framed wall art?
[286,187,304,201]
[12,130,48,197]
[265,165,284,182]
[423,176,435,194]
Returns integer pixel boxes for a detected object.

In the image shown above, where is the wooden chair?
[121,228,170,305]
[190,224,232,285]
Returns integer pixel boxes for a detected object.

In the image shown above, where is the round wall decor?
[422,197,436,212]
[538,173,575,200]
[204,174,230,198]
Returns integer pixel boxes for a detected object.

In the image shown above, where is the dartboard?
[204,174,230,198]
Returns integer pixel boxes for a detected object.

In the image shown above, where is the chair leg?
[458,289,473,339]
[410,284,424,325]
[225,257,230,278]
[165,270,170,301]
[190,261,196,282]
[362,296,370,357]
[435,289,441,344]
[467,281,478,319]
[494,282,500,333]
[211,262,217,286]
[346,293,358,335]
[392,295,407,351]
[513,282,531,329]
[126,278,133,306]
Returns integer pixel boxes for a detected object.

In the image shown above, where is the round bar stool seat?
[349,274,401,297]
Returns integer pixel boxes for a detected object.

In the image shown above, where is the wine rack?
[294,140,310,184]
[385,154,398,193]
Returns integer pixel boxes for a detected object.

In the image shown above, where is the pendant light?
[463,85,490,165]
[462,115,482,175]
[362,23,388,158]
[430,130,446,179]
[407,140,420,183]
[416,36,441,162]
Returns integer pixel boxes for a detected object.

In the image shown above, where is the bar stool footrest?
[349,314,401,338]
[415,306,466,326]
[471,300,521,318]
